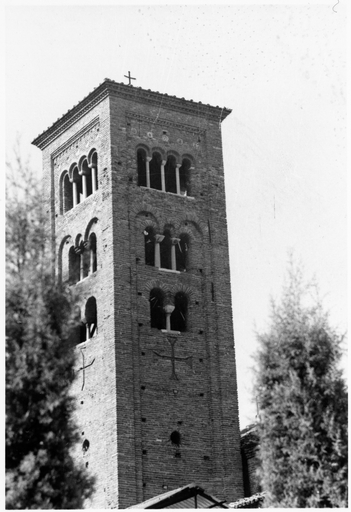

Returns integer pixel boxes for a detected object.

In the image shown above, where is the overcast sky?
[5,1,347,427]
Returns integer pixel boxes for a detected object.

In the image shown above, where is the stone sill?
[139,186,195,199]
[157,268,181,274]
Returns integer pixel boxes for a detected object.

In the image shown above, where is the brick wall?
[34,81,244,508]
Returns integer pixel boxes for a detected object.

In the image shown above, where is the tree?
[6,150,95,509]
[254,261,348,508]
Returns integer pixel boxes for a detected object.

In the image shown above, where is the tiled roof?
[228,492,266,508]
[128,482,228,509]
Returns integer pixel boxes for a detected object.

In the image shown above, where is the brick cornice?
[32,79,231,150]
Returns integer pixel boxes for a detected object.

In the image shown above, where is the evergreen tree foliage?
[254,262,348,508]
[6,151,95,509]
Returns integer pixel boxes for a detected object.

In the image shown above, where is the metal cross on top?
[124,71,136,86]
[153,337,192,380]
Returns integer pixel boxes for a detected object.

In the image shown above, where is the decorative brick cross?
[153,337,192,380]
[77,350,95,391]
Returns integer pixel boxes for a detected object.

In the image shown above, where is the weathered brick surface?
[33,80,244,508]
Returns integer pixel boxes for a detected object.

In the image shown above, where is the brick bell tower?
[32,78,244,509]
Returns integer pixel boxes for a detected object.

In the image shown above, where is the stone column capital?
[171,238,181,245]
[155,234,165,243]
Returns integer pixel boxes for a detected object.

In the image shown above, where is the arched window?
[68,305,84,344]
[90,151,98,193]
[150,288,166,329]
[137,148,147,187]
[171,292,188,332]
[160,230,172,270]
[82,244,90,279]
[165,155,177,194]
[89,233,97,274]
[62,172,73,213]
[72,165,82,206]
[149,152,162,191]
[85,297,97,339]
[144,227,155,266]
[179,158,191,196]
[81,158,92,199]
[176,234,189,272]
[69,246,80,284]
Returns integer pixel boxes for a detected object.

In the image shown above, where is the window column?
[175,164,181,195]
[171,238,180,270]
[89,163,98,193]
[164,305,175,331]
[82,174,87,200]
[146,156,151,188]
[72,181,78,207]
[154,234,165,267]
[161,160,166,192]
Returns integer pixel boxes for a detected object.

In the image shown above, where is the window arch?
[144,226,155,266]
[71,165,82,206]
[165,155,177,194]
[160,229,172,270]
[171,292,188,332]
[89,150,98,193]
[179,158,191,196]
[137,148,147,187]
[84,296,97,339]
[69,246,80,284]
[176,234,190,272]
[149,152,162,191]
[61,172,73,213]
[80,158,93,198]
[150,288,166,329]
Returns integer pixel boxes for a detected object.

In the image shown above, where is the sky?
[5,1,347,428]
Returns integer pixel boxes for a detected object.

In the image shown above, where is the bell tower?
[33,78,244,508]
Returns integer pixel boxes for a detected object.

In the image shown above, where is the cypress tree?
[6,152,95,509]
[254,262,348,507]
